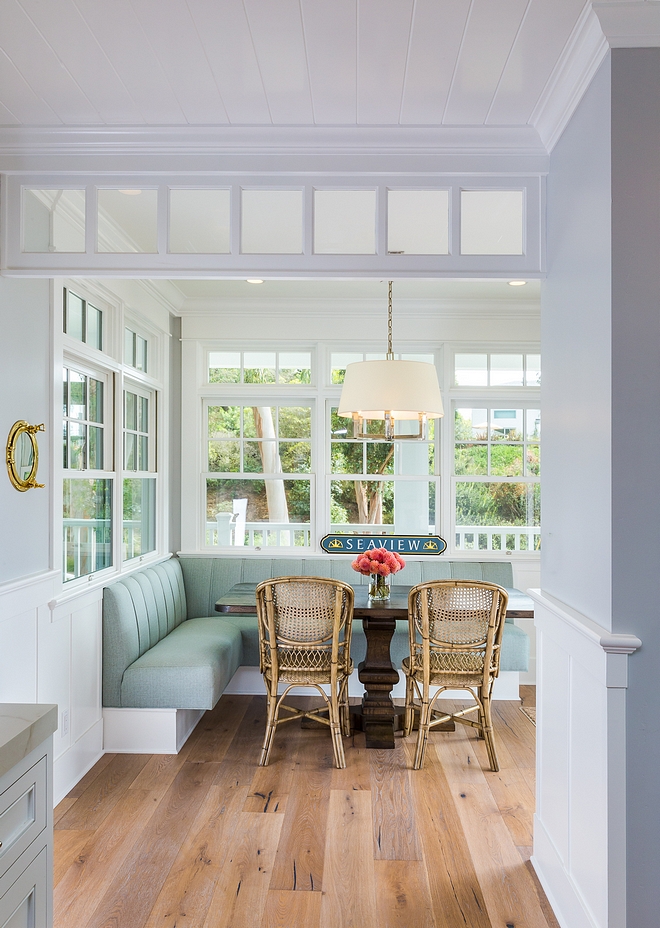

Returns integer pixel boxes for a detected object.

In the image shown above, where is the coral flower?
[351,546,406,576]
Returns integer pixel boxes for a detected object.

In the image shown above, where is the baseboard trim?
[53,718,104,805]
[532,815,600,928]
[102,707,205,754]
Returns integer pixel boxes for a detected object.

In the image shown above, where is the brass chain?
[387,280,394,359]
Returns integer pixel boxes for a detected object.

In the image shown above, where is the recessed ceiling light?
[118,189,142,196]
[246,278,264,284]
[508,280,527,286]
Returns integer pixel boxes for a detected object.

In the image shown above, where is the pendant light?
[338,281,444,440]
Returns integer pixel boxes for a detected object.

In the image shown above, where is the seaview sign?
[320,534,447,555]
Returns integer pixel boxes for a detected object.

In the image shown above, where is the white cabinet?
[0,706,57,928]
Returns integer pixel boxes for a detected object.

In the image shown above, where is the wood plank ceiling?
[0,0,588,128]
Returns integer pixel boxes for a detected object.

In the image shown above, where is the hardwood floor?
[54,687,559,928]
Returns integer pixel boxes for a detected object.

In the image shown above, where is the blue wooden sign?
[320,534,447,555]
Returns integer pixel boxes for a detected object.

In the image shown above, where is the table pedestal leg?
[357,615,399,749]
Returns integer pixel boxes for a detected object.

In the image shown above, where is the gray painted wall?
[542,56,612,629]
[610,47,660,928]
[0,277,51,583]
[169,313,181,553]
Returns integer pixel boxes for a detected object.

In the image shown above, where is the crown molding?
[593,1,660,47]
[531,4,609,152]
[0,125,548,175]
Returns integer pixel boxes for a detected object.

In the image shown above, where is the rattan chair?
[403,579,508,771]
[255,576,354,769]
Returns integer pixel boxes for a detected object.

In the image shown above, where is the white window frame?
[445,345,541,558]
[201,396,316,551]
[54,279,168,594]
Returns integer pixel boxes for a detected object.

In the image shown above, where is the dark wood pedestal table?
[351,585,411,749]
[215,582,532,751]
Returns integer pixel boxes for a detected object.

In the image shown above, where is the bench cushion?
[120,617,242,709]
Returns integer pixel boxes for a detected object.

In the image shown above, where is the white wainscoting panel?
[530,589,640,928]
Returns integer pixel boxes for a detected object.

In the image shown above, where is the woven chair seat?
[267,661,355,685]
[401,655,483,688]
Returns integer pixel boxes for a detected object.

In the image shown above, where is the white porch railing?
[63,518,112,579]
[455,526,540,552]
[206,521,312,547]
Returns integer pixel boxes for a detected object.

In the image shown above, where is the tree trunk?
[353,444,395,525]
[254,407,289,524]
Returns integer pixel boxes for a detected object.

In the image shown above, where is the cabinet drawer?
[0,846,48,928]
[0,759,47,883]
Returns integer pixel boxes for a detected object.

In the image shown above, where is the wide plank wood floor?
[54,687,559,928]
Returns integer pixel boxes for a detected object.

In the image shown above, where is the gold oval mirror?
[6,421,45,491]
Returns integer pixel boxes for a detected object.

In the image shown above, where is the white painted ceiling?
[169,277,541,302]
[0,0,589,128]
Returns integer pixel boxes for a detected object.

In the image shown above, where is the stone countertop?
[0,704,58,781]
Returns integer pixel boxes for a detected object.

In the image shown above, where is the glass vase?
[368,572,392,602]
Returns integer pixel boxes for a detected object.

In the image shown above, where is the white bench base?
[103,668,520,755]
[103,707,204,754]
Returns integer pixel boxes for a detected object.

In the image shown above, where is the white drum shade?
[338,360,444,420]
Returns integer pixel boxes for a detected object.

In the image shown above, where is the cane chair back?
[403,579,508,771]
[256,576,354,768]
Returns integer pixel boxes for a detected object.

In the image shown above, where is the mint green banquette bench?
[102,556,530,721]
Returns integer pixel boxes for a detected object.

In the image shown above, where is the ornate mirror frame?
[6,421,45,491]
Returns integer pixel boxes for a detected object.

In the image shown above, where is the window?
[208,351,311,385]
[195,344,541,557]
[453,406,540,551]
[64,290,103,351]
[205,403,312,547]
[62,364,112,581]
[329,405,436,537]
[124,327,148,372]
[454,352,540,387]
[123,386,156,561]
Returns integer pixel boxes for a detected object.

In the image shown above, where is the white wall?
[542,58,612,630]
[536,57,616,928]
[0,277,51,583]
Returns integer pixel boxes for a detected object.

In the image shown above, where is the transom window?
[454,352,540,387]
[64,289,103,351]
[208,351,311,385]
[124,327,148,372]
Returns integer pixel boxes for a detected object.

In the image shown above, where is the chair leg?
[328,685,346,769]
[403,673,415,736]
[413,698,431,769]
[339,678,351,738]
[481,694,499,772]
[260,684,279,767]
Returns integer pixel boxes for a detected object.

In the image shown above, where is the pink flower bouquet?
[351,547,405,601]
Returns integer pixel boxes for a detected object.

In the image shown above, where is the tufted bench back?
[178,556,515,621]
[103,559,187,706]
